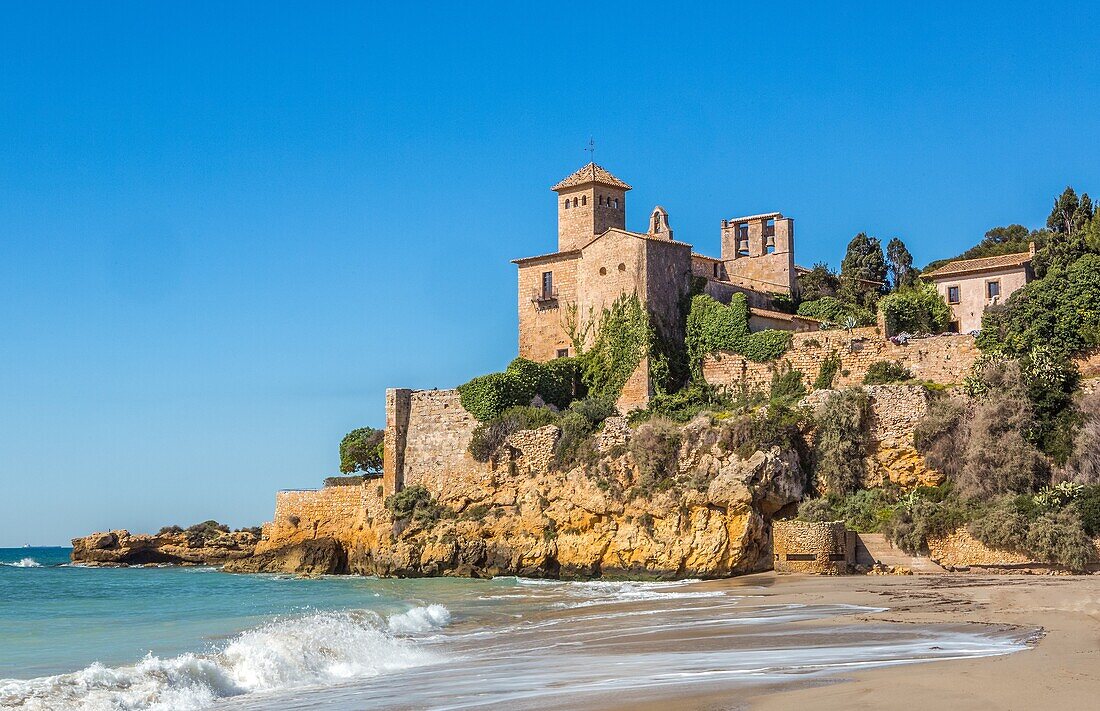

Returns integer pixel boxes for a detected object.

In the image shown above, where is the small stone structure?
[703,327,981,391]
[772,520,855,574]
[384,388,480,496]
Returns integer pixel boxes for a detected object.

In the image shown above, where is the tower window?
[572,197,578,207]
[599,195,604,205]
[617,263,626,272]
[599,267,607,276]
[564,199,570,209]
[581,195,587,206]
[613,198,619,209]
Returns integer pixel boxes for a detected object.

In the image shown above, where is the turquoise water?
[0,547,1032,710]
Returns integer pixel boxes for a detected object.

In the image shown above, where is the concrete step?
[854,533,945,573]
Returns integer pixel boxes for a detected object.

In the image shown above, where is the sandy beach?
[657,572,1100,711]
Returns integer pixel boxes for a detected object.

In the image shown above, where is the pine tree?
[886,237,916,290]
[839,233,887,307]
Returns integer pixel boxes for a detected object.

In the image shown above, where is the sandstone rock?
[222,537,345,576]
[71,529,258,567]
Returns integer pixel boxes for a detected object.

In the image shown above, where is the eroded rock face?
[222,537,345,576]
[254,417,808,580]
[70,529,258,567]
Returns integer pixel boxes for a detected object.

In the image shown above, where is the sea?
[0,546,1029,710]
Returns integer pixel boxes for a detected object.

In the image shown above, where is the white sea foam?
[1,558,41,567]
[0,607,450,711]
[387,604,452,634]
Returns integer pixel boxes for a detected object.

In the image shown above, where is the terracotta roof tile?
[923,251,1032,278]
[551,163,632,191]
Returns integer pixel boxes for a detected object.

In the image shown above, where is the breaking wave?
[0,607,450,710]
[1,558,41,568]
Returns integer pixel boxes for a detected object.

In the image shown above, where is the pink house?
[922,246,1035,333]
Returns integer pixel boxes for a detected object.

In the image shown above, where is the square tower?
[552,163,631,251]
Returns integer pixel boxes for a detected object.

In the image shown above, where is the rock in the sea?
[70,529,258,567]
[222,537,346,576]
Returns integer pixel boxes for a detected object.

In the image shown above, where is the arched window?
[613,198,620,209]
[599,267,607,276]
[573,197,579,207]
[564,199,570,209]
[617,263,626,272]
[599,195,604,205]
[581,195,587,206]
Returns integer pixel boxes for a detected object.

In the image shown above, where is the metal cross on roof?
[586,137,595,161]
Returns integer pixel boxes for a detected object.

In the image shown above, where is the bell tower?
[551,163,631,252]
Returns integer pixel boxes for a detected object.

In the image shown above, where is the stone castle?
[513,162,818,409]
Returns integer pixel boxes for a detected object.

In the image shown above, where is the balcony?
[531,287,558,304]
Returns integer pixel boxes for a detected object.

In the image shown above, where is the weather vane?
[586,137,595,162]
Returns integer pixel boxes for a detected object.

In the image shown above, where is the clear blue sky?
[3,2,1099,545]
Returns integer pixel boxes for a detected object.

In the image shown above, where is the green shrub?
[769,364,806,405]
[1025,510,1094,571]
[811,389,871,496]
[385,485,440,524]
[741,330,794,362]
[629,418,681,493]
[635,383,746,424]
[796,297,875,327]
[468,405,560,463]
[186,520,230,536]
[877,282,951,336]
[323,475,366,487]
[158,525,184,535]
[717,403,807,460]
[796,498,838,522]
[339,427,384,475]
[835,488,899,533]
[812,351,841,390]
[862,360,913,385]
[553,397,618,469]
[458,372,522,422]
[969,496,1032,551]
[458,358,580,422]
[1073,486,1100,536]
[886,493,973,554]
[913,396,968,482]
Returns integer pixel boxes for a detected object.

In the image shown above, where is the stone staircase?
[854,533,945,574]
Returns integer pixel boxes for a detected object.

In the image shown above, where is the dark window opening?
[617,263,626,272]
[712,262,720,278]
[572,197,578,207]
[581,195,587,206]
[542,271,554,298]
[987,281,1000,299]
[828,553,848,561]
[564,200,570,209]
[556,348,569,358]
[785,553,817,561]
[947,286,960,304]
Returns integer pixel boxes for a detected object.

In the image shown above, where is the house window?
[713,262,720,278]
[542,271,553,298]
[987,281,1000,299]
[556,348,569,358]
[947,285,960,304]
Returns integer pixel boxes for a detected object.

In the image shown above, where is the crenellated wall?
[703,327,981,391]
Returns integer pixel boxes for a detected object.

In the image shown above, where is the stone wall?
[928,528,1100,572]
[702,327,981,391]
[772,520,853,574]
[516,253,579,362]
[393,389,481,496]
[263,483,383,550]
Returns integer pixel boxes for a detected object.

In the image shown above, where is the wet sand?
[637,572,1100,711]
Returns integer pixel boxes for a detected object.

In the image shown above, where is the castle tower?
[551,163,632,252]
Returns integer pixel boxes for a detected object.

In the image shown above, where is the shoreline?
[614,572,1100,711]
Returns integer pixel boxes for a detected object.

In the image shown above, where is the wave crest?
[1,558,42,568]
[0,607,449,710]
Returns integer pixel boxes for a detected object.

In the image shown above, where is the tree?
[1037,187,1094,276]
[885,237,916,289]
[878,282,951,335]
[922,224,1048,274]
[339,427,385,475]
[839,233,887,308]
[797,262,840,302]
[1047,186,1093,235]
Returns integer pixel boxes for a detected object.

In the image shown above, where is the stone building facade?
[514,162,809,409]
[923,248,1035,332]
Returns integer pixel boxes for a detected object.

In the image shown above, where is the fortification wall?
[396,389,481,495]
[772,520,853,574]
[261,483,384,552]
[702,328,980,391]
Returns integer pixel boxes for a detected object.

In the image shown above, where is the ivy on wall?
[579,293,653,398]
[685,293,792,379]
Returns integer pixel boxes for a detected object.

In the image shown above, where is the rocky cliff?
[71,529,258,567]
[228,416,807,579]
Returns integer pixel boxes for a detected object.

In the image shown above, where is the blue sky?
[3,2,1100,545]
